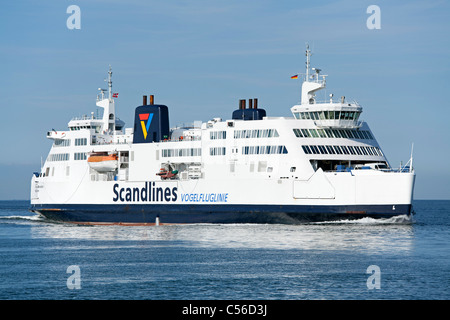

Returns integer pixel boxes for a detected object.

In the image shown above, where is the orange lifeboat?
[87,153,118,172]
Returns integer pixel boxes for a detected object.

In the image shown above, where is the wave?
[0,214,44,222]
[311,214,414,225]
[0,214,414,227]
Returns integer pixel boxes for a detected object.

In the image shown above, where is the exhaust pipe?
[150,95,154,105]
[143,95,147,105]
[239,99,246,110]
[238,98,258,109]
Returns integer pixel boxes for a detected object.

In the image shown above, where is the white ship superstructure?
[30,49,415,224]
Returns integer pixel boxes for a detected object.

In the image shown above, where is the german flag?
[291,75,298,79]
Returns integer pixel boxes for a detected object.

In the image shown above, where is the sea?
[0,200,449,303]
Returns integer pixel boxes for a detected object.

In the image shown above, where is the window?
[242,145,288,155]
[354,130,364,139]
[301,144,383,158]
[348,146,356,155]
[292,128,376,142]
[47,153,70,162]
[319,111,325,120]
[293,129,303,137]
[162,148,201,158]
[310,145,320,154]
[349,112,355,120]
[344,112,350,120]
[234,129,279,139]
[339,130,349,138]
[309,129,319,138]
[210,131,226,140]
[302,145,312,154]
[54,139,70,147]
[317,145,328,154]
[333,146,343,154]
[301,129,310,137]
[326,145,335,154]
[360,147,368,155]
[74,152,87,160]
[317,129,327,138]
[75,138,88,146]
[325,129,334,138]
[329,111,335,119]
[210,147,226,156]
[333,129,342,138]
[265,129,279,138]
[334,111,340,119]
[346,130,355,139]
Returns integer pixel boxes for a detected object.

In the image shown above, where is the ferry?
[30,46,415,224]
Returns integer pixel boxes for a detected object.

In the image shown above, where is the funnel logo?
[139,113,154,139]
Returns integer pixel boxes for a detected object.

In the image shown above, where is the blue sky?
[0,0,449,199]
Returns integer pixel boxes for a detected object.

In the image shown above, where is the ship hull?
[30,203,412,225]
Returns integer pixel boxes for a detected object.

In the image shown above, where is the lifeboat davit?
[156,168,178,180]
[87,153,118,172]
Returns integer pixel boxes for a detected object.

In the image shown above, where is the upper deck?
[34,45,414,186]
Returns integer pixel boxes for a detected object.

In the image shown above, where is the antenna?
[107,65,113,100]
[305,43,311,81]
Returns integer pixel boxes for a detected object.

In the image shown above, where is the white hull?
[32,166,414,207]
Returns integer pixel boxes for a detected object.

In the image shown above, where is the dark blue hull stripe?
[30,203,412,224]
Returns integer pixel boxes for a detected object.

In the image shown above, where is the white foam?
[0,214,44,222]
[312,214,414,225]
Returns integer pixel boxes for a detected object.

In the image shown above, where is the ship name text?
[113,182,177,202]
